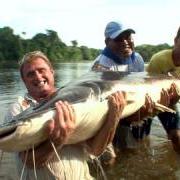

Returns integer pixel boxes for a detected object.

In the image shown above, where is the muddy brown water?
[0,63,180,179]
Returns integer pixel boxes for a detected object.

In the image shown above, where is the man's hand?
[168,83,180,106]
[85,91,127,156]
[47,101,76,146]
[122,94,155,123]
[158,88,170,107]
[139,94,155,119]
[19,101,76,168]
[107,91,127,125]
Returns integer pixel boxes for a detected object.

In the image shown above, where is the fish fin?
[154,102,176,113]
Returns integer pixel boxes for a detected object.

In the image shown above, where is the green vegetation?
[0,27,100,66]
[135,43,172,62]
[0,26,173,67]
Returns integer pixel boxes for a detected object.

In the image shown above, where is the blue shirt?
[92,47,144,72]
[92,47,148,145]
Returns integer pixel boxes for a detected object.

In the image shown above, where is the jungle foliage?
[0,26,100,65]
[0,26,172,66]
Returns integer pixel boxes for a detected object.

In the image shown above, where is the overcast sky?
[0,0,179,49]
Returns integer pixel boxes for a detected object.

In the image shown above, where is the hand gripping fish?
[0,71,179,152]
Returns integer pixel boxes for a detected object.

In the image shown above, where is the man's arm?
[85,91,126,156]
[19,101,76,168]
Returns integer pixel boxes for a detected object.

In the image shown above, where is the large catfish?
[0,71,179,152]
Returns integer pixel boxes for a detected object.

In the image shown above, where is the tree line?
[0,26,172,67]
[135,43,172,62]
[0,26,100,66]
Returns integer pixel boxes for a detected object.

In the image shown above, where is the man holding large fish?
[4,51,127,179]
[91,21,180,165]
[147,26,180,153]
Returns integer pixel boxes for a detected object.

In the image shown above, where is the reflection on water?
[54,62,92,88]
[0,62,180,179]
[104,138,178,180]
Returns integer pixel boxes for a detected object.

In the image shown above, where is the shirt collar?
[102,47,135,64]
[24,93,38,106]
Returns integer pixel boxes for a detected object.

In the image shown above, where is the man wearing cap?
[91,21,154,165]
[91,22,180,166]
[92,21,144,72]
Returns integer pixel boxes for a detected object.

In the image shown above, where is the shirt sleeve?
[146,53,163,74]
[134,53,145,72]
[146,50,175,74]
[91,55,111,71]
[3,96,27,123]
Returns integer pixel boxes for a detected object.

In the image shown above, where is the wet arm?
[85,91,126,156]
[122,94,155,123]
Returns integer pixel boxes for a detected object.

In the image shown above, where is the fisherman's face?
[107,31,134,58]
[22,58,56,101]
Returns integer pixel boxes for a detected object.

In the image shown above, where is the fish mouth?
[0,125,17,139]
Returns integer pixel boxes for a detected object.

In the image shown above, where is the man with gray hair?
[4,50,127,179]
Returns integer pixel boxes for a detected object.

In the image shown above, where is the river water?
[0,62,180,180]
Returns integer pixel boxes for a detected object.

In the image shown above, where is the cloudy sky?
[0,0,179,48]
